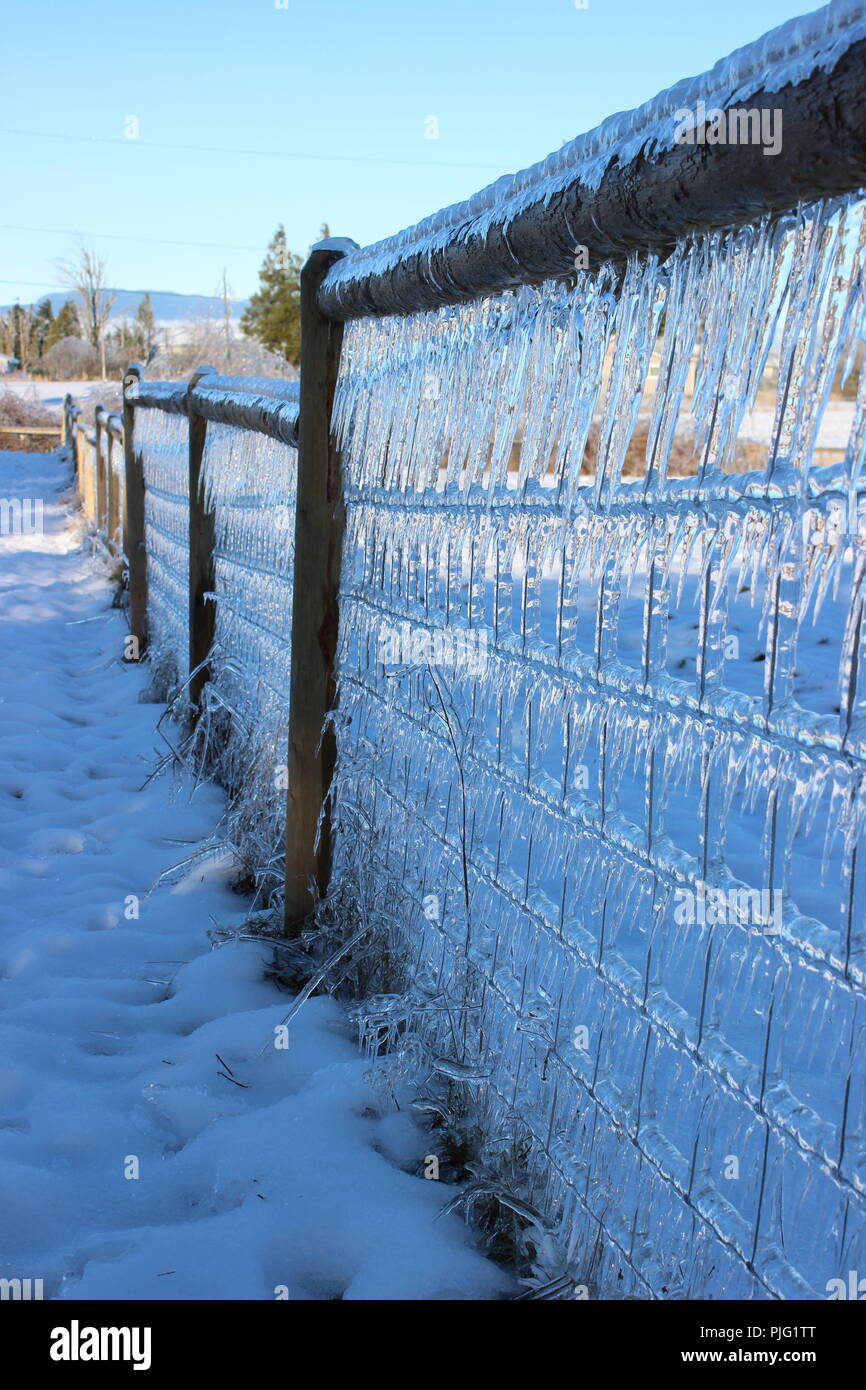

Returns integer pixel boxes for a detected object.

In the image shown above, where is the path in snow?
[0,448,512,1301]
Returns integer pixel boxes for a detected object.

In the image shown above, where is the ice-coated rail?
[319,0,866,317]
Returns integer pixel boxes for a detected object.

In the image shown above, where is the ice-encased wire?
[199,421,297,901]
[133,407,297,899]
[135,406,191,696]
[329,192,866,1299]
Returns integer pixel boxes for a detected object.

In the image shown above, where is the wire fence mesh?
[327,192,866,1298]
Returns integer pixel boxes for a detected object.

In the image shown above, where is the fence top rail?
[0,423,63,435]
[189,376,300,448]
[194,374,299,401]
[318,0,866,320]
[127,379,189,414]
[123,367,300,447]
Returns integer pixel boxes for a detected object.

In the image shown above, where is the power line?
[0,222,267,254]
[0,278,229,301]
[0,125,506,173]
[0,279,70,291]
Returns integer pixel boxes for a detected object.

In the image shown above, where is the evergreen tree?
[135,293,158,358]
[108,320,138,357]
[44,298,82,353]
[240,225,302,365]
[12,304,31,369]
[32,299,54,358]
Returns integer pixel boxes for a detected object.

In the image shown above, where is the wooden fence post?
[79,423,88,510]
[85,425,95,523]
[107,423,121,554]
[93,406,106,533]
[122,363,148,656]
[74,420,84,503]
[187,366,217,711]
[64,397,80,486]
[84,426,97,525]
[63,394,73,452]
[284,242,354,932]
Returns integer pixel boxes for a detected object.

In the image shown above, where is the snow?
[0,446,513,1301]
[740,401,855,450]
[0,381,114,414]
[313,237,361,256]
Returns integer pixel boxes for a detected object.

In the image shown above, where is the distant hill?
[3,289,250,323]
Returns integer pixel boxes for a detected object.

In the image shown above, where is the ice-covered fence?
[319,3,866,1298]
[121,371,300,892]
[63,0,866,1301]
[199,418,298,890]
[100,409,125,552]
[130,383,192,689]
[64,395,124,551]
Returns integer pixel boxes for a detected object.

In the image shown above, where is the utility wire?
[0,223,268,254]
[0,278,238,301]
[0,125,506,173]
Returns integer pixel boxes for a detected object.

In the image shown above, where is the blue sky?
[1,0,809,306]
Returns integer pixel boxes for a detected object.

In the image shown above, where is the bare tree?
[57,242,116,380]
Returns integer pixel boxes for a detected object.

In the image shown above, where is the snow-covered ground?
[0,380,111,414]
[739,400,854,449]
[0,447,512,1301]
